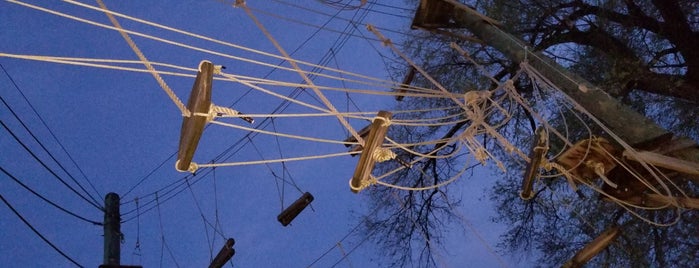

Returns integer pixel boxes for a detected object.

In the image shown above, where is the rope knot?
[373,147,396,162]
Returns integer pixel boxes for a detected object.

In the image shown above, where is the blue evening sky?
[0,1,524,267]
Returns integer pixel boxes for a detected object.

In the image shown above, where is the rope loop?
[372,116,391,127]
[348,175,377,192]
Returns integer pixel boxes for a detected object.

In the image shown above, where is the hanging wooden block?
[176,60,214,172]
[349,111,392,193]
[278,192,314,226]
[208,238,235,268]
[520,127,546,200]
[393,66,416,101]
[563,225,621,268]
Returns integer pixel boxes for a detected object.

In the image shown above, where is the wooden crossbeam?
[277,192,314,226]
[520,127,546,200]
[176,61,214,172]
[563,225,621,268]
[349,111,392,193]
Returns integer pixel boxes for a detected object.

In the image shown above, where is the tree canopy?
[359,1,699,267]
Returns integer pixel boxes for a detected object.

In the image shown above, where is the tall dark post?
[104,192,121,266]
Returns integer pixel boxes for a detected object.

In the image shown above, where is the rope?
[95,0,190,117]
[241,3,366,144]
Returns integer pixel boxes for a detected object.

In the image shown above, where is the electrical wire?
[0,63,103,204]
[0,194,85,268]
[0,165,102,225]
[0,120,103,210]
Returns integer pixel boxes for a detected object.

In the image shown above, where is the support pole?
[413,0,669,146]
[104,192,120,266]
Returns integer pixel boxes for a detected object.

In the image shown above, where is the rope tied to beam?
[373,147,396,162]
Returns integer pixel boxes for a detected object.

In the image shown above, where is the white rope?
[95,0,190,117]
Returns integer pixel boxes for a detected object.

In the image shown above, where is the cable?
[0,120,103,210]
[0,63,103,204]
[0,165,102,225]
[0,194,85,268]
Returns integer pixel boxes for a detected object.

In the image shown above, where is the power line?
[0,165,102,225]
[0,194,85,268]
[0,120,103,210]
[0,63,103,204]
[0,74,103,208]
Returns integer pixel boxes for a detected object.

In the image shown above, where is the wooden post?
[520,127,546,200]
[412,0,670,147]
[277,192,314,226]
[208,238,235,268]
[104,193,120,266]
[350,111,392,193]
[176,60,214,172]
[563,225,621,268]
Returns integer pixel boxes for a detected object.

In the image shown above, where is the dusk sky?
[0,1,520,267]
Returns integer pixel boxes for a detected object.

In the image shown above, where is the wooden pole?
[104,193,120,266]
[563,225,621,268]
[413,0,669,146]
[350,111,392,193]
[176,60,214,172]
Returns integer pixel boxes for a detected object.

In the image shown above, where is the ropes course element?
[6,0,698,267]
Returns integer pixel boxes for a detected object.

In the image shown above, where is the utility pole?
[104,192,120,266]
[100,192,141,268]
[411,0,699,162]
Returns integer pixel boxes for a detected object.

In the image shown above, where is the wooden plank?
[176,61,214,172]
[349,111,392,193]
[520,127,546,200]
[277,192,314,226]
[563,225,621,268]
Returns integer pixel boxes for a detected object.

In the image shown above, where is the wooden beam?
[623,150,699,176]
[343,124,372,148]
[612,194,699,210]
[563,225,621,268]
[208,238,235,268]
[520,127,546,200]
[349,111,392,193]
[394,66,416,101]
[176,61,214,172]
[277,192,314,226]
